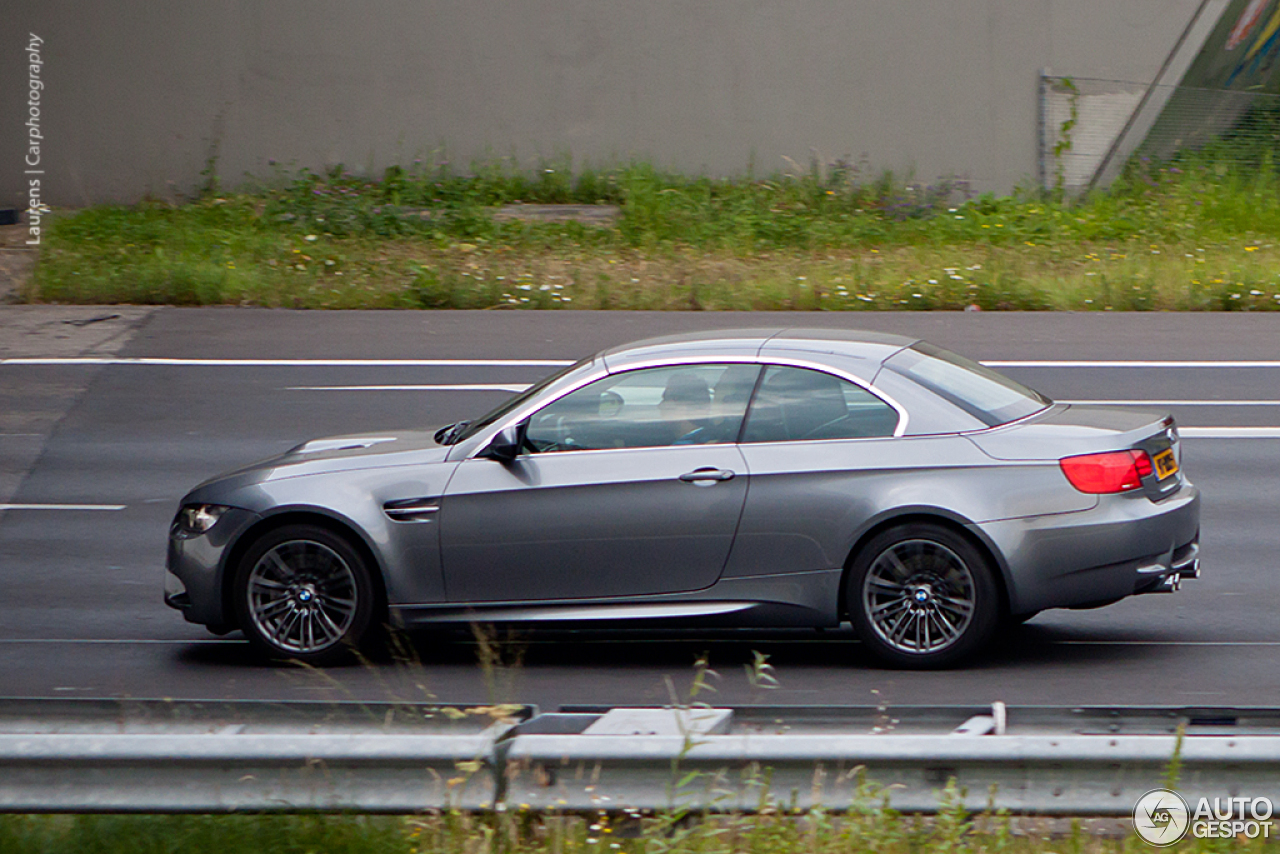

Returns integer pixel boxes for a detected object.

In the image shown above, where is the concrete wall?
[3,0,1203,207]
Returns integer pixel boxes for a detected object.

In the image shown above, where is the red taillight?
[1059,450,1154,494]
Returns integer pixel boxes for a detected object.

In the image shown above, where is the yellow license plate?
[1153,448,1179,479]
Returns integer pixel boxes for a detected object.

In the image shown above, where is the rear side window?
[742,366,899,443]
[883,342,1050,427]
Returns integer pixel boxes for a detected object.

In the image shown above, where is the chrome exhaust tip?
[1172,543,1200,579]
[1175,557,1200,580]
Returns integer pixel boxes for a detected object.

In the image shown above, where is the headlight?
[174,504,229,538]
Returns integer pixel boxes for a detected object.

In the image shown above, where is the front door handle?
[678,468,736,484]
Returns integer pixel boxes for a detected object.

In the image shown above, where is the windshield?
[884,342,1050,427]
[445,357,593,444]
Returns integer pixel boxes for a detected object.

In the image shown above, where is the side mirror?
[479,423,525,462]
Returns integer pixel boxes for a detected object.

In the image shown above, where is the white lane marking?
[0,503,126,511]
[1063,400,1280,406]
[0,638,241,644]
[1055,640,1280,646]
[296,391,1280,402]
[501,635,1280,647]
[4,637,1278,647]
[3,357,1278,368]
[288,383,531,392]
[1179,427,1280,438]
[0,357,574,367]
[986,360,1280,368]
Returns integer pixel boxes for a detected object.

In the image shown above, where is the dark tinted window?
[525,364,759,452]
[741,366,899,443]
[883,342,1050,427]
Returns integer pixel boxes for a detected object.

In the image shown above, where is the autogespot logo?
[1133,788,1191,846]
[1133,789,1276,844]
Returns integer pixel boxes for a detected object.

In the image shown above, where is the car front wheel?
[232,524,376,664]
[849,523,998,668]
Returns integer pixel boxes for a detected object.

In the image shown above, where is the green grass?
[3,809,1274,854]
[0,814,404,854]
[25,148,1280,311]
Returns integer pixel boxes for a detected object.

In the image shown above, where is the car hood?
[190,429,453,493]
[283,429,447,460]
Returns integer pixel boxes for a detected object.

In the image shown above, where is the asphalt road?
[1,308,1278,709]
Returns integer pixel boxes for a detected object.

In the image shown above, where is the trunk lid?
[967,404,1183,500]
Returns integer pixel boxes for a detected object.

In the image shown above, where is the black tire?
[232,524,377,665]
[848,523,999,669]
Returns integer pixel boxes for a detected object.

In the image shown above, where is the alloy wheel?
[861,538,977,655]
[245,539,359,655]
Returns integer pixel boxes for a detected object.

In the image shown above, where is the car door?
[439,363,760,603]
[724,364,919,578]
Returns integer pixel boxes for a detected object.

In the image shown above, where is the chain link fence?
[1040,74,1280,194]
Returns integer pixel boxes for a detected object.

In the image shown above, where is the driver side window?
[525,364,759,452]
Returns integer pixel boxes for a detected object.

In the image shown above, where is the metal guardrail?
[0,697,534,736]
[4,733,500,812]
[0,699,527,813]
[505,731,1280,815]
[3,699,1280,814]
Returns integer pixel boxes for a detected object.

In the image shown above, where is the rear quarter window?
[883,342,1050,428]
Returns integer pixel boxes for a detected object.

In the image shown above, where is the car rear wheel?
[232,525,376,665]
[849,523,998,668]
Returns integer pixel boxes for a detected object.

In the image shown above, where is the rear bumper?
[978,483,1200,614]
[1130,534,1200,595]
[1131,538,1200,594]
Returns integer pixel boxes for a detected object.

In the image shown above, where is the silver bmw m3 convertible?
[165,329,1200,668]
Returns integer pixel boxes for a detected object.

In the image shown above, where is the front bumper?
[164,507,260,627]
[163,566,190,611]
[979,482,1201,614]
